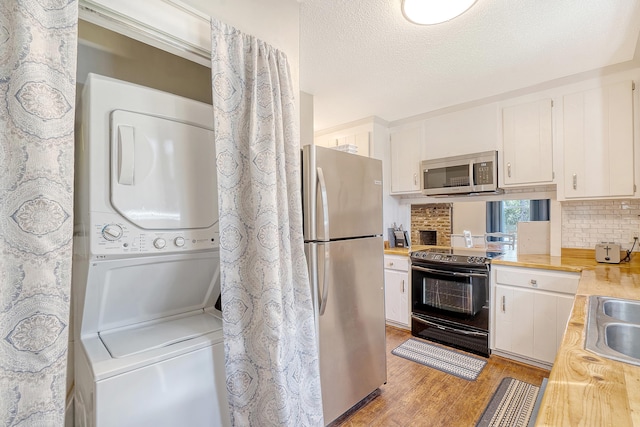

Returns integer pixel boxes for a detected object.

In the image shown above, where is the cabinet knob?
[573,173,577,190]
[413,173,417,186]
[507,162,512,178]
[401,279,405,293]
[502,295,506,312]
[389,262,393,266]
[530,279,538,287]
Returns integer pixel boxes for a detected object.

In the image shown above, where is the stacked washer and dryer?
[73,74,231,426]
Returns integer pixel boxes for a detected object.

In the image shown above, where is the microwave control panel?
[473,161,494,185]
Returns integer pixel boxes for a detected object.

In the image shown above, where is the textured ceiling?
[300,0,640,131]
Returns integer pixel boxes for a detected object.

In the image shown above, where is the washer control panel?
[90,212,219,256]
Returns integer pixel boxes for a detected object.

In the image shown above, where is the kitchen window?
[486,199,550,235]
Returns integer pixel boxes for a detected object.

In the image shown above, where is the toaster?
[595,243,621,263]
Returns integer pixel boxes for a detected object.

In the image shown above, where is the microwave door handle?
[412,315,486,337]
[412,265,487,278]
[469,160,474,187]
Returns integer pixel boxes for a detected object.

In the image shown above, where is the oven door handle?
[412,315,487,337]
[412,265,487,278]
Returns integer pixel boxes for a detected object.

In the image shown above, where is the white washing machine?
[73,74,230,427]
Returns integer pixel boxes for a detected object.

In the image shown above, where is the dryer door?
[110,110,217,230]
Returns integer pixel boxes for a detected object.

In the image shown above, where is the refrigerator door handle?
[317,166,331,316]
[317,167,330,241]
[319,243,330,316]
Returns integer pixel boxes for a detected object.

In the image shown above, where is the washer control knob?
[174,237,185,247]
[153,238,166,249]
[102,224,123,241]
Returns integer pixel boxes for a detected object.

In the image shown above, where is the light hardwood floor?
[332,326,549,427]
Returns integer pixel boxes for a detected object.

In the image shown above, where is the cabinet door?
[384,269,409,326]
[555,294,574,353]
[314,136,337,148]
[563,80,634,198]
[532,291,558,363]
[316,131,370,157]
[502,99,553,186]
[495,285,535,357]
[533,291,575,364]
[353,132,370,157]
[493,285,512,352]
[495,285,574,364]
[390,126,423,194]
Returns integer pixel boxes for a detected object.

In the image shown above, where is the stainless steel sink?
[585,296,640,366]
[603,298,640,324]
[605,324,640,359]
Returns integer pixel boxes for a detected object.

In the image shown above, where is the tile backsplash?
[562,199,640,251]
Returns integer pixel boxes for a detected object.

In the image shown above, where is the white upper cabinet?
[561,80,635,199]
[314,130,371,157]
[389,125,424,194]
[501,99,554,186]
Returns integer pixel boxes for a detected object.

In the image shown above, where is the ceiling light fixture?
[402,0,478,25]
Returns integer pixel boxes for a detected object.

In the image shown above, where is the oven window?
[421,275,486,316]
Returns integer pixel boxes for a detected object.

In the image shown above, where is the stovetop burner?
[410,247,503,266]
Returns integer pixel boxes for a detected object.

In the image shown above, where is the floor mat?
[475,377,541,427]
[390,338,487,381]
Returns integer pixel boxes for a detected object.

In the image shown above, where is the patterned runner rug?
[475,377,540,427]
[390,338,487,381]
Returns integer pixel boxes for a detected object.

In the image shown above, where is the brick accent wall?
[410,203,452,247]
[562,199,640,251]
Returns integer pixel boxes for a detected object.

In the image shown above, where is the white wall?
[452,202,487,235]
[300,91,314,146]
[181,0,300,94]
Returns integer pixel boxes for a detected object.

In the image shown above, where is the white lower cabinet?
[492,265,579,366]
[384,255,410,328]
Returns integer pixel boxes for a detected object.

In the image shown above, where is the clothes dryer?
[73,74,230,427]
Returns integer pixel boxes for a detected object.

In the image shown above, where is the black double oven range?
[410,248,502,357]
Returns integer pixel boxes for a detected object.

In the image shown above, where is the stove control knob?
[174,237,185,247]
[153,238,166,249]
[102,224,123,241]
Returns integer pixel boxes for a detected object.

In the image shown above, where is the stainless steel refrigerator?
[302,145,387,425]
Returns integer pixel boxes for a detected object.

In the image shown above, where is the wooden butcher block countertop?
[386,246,640,425]
[531,251,640,427]
[493,249,640,426]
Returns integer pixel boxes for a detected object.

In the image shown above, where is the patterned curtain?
[210,19,324,426]
[0,1,77,426]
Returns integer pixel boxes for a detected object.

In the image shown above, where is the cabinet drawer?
[384,255,409,272]
[494,266,579,294]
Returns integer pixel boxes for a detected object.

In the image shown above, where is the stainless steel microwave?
[420,151,500,196]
